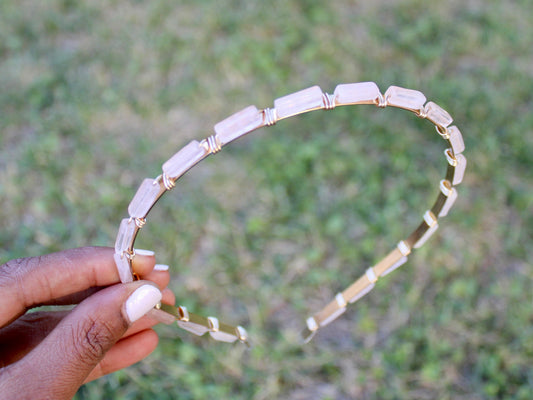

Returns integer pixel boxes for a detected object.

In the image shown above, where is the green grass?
[1,0,532,399]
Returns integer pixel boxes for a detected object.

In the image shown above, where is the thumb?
[3,281,162,400]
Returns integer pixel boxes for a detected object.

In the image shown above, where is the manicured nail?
[125,284,162,323]
[135,249,155,256]
[154,264,169,271]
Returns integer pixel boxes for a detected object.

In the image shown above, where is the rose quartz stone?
[177,320,209,336]
[115,218,136,255]
[425,101,453,128]
[114,253,133,283]
[385,86,426,111]
[452,154,467,185]
[128,178,161,219]
[209,328,238,343]
[214,105,263,146]
[162,140,206,180]
[274,85,324,119]
[333,81,381,105]
[439,187,458,217]
[447,126,465,154]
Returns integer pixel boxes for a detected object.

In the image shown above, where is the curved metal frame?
[113,82,466,345]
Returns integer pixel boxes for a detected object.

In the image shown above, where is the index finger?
[0,246,155,327]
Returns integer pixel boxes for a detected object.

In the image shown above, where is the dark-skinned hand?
[0,246,175,399]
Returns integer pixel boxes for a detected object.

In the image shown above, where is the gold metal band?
[113,81,466,345]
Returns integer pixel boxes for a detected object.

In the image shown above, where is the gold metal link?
[262,107,277,126]
[376,92,387,108]
[322,92,336,110]
[431,190,448,217]
[134,217,146,228]
[436,125,450,139]
[445,148,457,166]
[124,248,136,261]
[417,106,428,119]
[162,173,176,191]
[201,135,222,154]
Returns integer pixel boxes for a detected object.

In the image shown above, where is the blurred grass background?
[1,0,532,399]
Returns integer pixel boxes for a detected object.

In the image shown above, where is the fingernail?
[135,249,155,257]
[154,264,169,271]
[125,285,162,323]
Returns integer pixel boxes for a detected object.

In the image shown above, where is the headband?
[114,82,466,345]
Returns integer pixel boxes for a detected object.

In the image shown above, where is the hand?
[0,246,175,399]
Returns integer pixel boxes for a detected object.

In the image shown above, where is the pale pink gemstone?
[318,306,346,328]
[381,256,408,277]
[209,330,238,343]
[115,218,136,255]
[208,322,238,342]
[147,308,177,324]
[347,282,375,304]
[274,85,324,119]
[414,223,439,249]
[452,154,467,185]
[439,187,458,217]
[128,178,161,219]
[114,252,133,283]
[447,126,465,154]
[425,101,453,128]
[162,140,206,179]
[333,82,381,105]
[177,320,209,336]
[384,86,427,111]
[214,105,263,145]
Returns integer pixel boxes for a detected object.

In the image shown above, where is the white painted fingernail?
[154,264,169,271]
[135,249,155,256]
[125,285,162,323]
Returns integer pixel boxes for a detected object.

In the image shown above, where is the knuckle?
[70,316,117,366]
[0,258,28,285]
[0,256,48,310]
[0,258,33,298]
